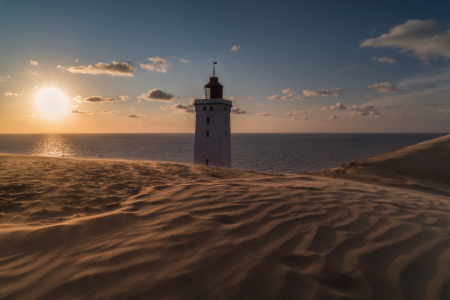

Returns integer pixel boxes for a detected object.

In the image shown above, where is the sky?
[0,0,449,133]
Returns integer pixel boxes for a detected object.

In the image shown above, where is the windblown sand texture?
[1,135,450,299]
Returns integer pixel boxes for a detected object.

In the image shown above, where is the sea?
[0,133,446,174]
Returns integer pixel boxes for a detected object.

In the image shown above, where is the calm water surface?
[0,133,446,174]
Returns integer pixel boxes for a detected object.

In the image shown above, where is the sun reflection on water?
[31,135,74,157]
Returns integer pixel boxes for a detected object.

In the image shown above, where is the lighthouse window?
[206,159,209,165]
[203,107,206,111]
[206,117,209,124]
[210,107,213,111]
[206,130,209,137]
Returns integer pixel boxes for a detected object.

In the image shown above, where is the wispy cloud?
[29,60,39,66]
[4,92,22,96]
[119,95,130,101]
[303,88,343,98]
[66,61,136,76]
[256,112,274,117]
[140,57,171,73]
[161,103,195,114]
[69,109,93,115]
[418,103,443,107]
[138,89,174,102]
[283,109,309,120]
[230,45,241,52]
[350,105,381,117]
[172,56,190,63]
[228,96,242,101]
[101,110,119,114]
[371,56,396,64]
[127,114,146,118]
[268,87,343,101]
[361,19,450,60]
[73,95,117,103]
[231,107,248,114]
[0,75,10,82]
[439,109,450,113]
[366,82,401,93]
[321,102,349,111]
[382,104,403,108]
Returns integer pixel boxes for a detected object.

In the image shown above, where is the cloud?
[280,93,303,101]
[268,87,344,101]
[360,19,450,60]
[66,61,136,76]
[231,107,248,114]
[172,56,190,63]
[56,65,63,68]
[321,102,349,111]
[0,75,10,82]
[366,82,401,93]
[230,45,240,52]
[382,104,403,108]
[371,56,396,64]
[74,59,80,63]
[127,114,146,118]
[137,89,174,102]
[247,97,253,100]
[29,60,39,66]
[350,105,381,117]
[330,115,339,119]
[140,57,171,73]
[228,96,242,101]
[267,95,281,100]
[256,112,273,117]
[398,68,450,91]
[3,92,22,96]
[101,110,119,114]
[162,103,195,114]
[69,109,93,115]
[439,109,450,113]
[73,95,117,103]
[283,109,309,120]
[418,103,443,107]
[119,95,130,101]
[303,88,344,98]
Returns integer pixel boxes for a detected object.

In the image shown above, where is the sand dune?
[313,134,450,196]
[1,135,450,299]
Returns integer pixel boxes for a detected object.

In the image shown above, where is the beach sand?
[1,135,449,299]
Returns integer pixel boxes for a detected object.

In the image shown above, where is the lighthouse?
[194,60,232,168]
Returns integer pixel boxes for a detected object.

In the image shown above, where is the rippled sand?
[1,135,450,299]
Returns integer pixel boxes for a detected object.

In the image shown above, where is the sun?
[36,88,68,115]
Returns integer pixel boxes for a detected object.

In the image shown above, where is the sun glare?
[36,88,68,115]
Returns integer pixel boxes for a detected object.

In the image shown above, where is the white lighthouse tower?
[194,60,232,168]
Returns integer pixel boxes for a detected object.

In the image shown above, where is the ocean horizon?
[0,133,446,174]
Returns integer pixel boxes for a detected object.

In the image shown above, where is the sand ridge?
[1,136,450,299]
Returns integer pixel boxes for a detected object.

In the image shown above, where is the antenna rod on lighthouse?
[212,57,217,76]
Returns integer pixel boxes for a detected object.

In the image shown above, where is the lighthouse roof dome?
[204,76,223,88]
